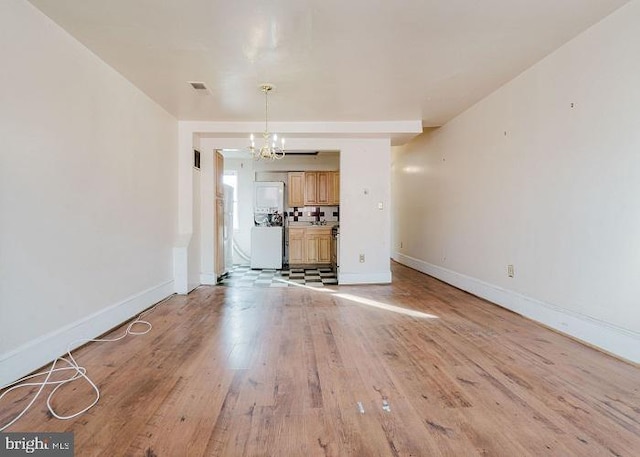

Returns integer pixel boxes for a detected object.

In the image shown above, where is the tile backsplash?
[286,206,339,223]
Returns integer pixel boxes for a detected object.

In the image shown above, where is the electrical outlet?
[359,254,365,263]
[507,264,514,278]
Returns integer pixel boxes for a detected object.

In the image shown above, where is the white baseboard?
[173,244,188,294]
[0,280,175,387]
[339,270,392,285]
[394,253,640,364]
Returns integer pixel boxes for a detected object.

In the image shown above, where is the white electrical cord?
[232,238,251,262]
[0,298,169,432]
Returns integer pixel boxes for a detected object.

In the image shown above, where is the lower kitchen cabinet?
[318,233,331,263]
[288,227,332,265]
[288,228,305,264]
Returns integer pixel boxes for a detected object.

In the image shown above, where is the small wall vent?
[188,81,208,92]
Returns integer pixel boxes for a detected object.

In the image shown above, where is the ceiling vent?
[188,81,208,92]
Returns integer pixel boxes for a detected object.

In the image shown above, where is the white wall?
[188,136,202,290]
[392,0,640,362]
[0,0,178,385]
[178,134,395,285]
[339,140,392,284]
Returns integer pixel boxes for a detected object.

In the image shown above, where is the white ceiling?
[29,0,630,126]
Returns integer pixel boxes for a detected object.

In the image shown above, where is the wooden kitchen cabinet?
[215,150,224,198]
[288,228,305,264]
[305,234,319,263]
[288,227,332,265]
[215,197,225,276]
[317,172,330,205]
[291,170,339,207]
[330,171,340,205]
[304,171,335,206]
[304,172,318,205]
[288,172,305,207]
[317,232,332,263]
[214,150,226,277]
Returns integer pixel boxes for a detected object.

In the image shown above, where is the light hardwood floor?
[2,262,639,456]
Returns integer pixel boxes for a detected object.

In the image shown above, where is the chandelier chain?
[249,83,285,160]
[264,87,269,134]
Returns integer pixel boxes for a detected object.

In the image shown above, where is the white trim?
[179,120,422,135]
[173,240,189,294]
[0,280,175,387]
[200,273,217,285]
[338,271,392,285]
[394,253,640,364]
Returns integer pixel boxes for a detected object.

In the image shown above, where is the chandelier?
[249,84,286,160]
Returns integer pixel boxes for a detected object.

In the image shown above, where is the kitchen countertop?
[287,221,339,228]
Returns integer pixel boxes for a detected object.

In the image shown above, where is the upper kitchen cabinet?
[305,171,338,206]
[330,172,340,205]
[304,172,319,205]
[288,172,305,207]
[215,151,224,198]
[290,170,340,206]
[317,172,330,205]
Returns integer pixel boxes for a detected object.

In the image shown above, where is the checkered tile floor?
[218,265,338,288]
